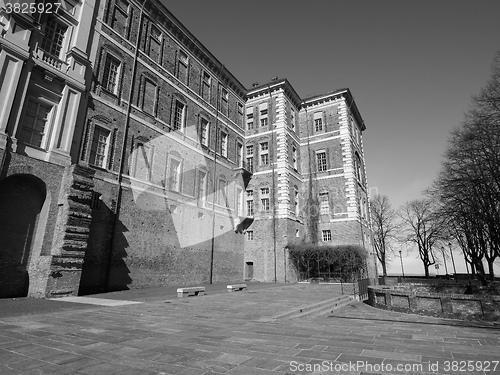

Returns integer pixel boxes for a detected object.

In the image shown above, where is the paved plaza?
[0,283,499,375]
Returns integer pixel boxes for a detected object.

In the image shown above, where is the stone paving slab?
[52,297,142,306]
[0,284,499,374]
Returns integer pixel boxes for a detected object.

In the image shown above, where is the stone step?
[270,295,354,320]
[293,296,356,319]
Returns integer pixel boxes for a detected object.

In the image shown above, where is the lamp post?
[448,242,457,280]
[440,246,449,276]
[399,250,405,278]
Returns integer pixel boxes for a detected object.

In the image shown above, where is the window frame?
[19,97,55,150]
[89,125,111,169]
[102,53,121,94]
[168,156,183,192]
[40,15,69,59]
[322,230,332,242]
[173,100,186,132]
[200,117,210,147]
[316,151,327,172]
[220,131,228,157]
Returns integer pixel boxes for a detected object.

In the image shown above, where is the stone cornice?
[302,89,366,131]
[246,79,302,109]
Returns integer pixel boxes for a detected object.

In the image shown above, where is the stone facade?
[0,0,375,297]
[0,0,97,297]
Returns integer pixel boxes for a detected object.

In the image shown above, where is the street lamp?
[448,242,457,279]
[440,246,449,276]
[399,250,405,278]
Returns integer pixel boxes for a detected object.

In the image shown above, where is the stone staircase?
[262,294,356,321]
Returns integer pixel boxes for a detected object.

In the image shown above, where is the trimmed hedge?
[287,243,367,282]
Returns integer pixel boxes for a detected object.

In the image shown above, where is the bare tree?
[400,198,444,277]
[370,194,398,277]
[431,51,500,283]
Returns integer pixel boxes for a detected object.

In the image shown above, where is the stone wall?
[368,286,500,321]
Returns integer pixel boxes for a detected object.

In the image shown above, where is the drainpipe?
[105,0,145,291]
[209,63,224,284]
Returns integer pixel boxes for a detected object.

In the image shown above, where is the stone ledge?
[368,286,500,321]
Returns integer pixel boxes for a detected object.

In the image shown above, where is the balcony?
[34,47,69,72]
[234,160,253,188]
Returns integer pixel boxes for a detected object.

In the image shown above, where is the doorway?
[0,175,46,298]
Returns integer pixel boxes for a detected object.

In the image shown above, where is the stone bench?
[227,283,247,292]
[177,286,205,298]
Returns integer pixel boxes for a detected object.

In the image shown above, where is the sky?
[162,0,500,275]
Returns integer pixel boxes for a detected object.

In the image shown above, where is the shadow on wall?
[79,199,132,295]
[0,175,46,298]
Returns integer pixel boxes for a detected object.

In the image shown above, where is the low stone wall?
[368,286,500,321]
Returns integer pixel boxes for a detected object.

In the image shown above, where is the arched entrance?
[0,174,46,298]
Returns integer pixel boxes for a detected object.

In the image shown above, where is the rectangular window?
[169,158,181,192]
[246,156,253,171]
[246,199,254,217]
[148,24,162,63]
[260,153,269,166]
[220,87,228,115]
[246,107,254,129]
[220,132,228,157]
[236,187,243,216]
[103,54,120,94]
[292,146,297,169]
[246,144,253,156]
[178,50,188,84]
[261,198,270,212]
[260,142,269,166]
[111,0,129,37]
[197,170,207,206]
[237,103,244,126]
[134,143,151,181]
[316,151,327,172]
[322,230,332,242]
[294,189,299,216]
[20,99,52,148]
[201,71,211,102]
[218,179,227,206]
[142,79,157,115]
[247,230,254,241]
[259,102,268,128]
[246,144,253,171]
[290,109,295,130]
[41,16,68,58]
[200,118,209,146]
[260,187,270,212]
[319,192,329,214]
[89,126,111,168]
[237,142,243,167]
[314,112,323,132]
[173,101,186,131]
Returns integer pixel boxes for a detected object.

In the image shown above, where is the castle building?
[0,0,375,298]
[244,81,376,282]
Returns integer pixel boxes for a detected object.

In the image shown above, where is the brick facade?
[0,0,375,297]
[244,81,377,283]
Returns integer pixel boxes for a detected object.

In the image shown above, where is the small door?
[245,261,253,280]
